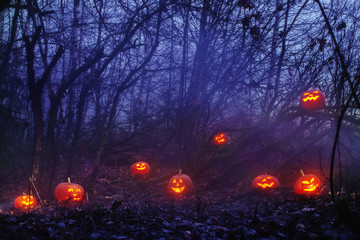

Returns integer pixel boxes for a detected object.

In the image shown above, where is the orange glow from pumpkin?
[67,188,82,201]
[168,170,192,196]
[300,89,325,110]
[301,177,319,192]
[252,175,280,190]
[302,92,320,102]
[257,182,275,188]
[171,178,185,193]
[136,163,147,170]
[21,196,34,206]
[130,161,150,176]
[14,195,37,210]
[215,134,225,143]
[54,182,85,204]
[294,174,321,196]
[212,132,228,145]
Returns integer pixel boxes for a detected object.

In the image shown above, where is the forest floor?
[0,165,360,240]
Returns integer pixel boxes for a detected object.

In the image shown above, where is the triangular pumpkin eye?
[172,179,177,184]
[179,179,183,183]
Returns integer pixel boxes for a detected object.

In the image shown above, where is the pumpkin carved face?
[168,170,193,196]
[14,195,37,210]
[54,182,85,204]
[252,175,280,189]
[130,161,150,176]
[294,174,321,195]
[300,89,325,110]
[212,132,228,145]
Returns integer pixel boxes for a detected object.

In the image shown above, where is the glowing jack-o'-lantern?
[252,174,280,190]
[54,179,85,205]
[168,170,193,196]
[212,132,228,146]
[14,195,37,210]
[294,174,321,196]
[130,161,150,176]
[300,89,325,110]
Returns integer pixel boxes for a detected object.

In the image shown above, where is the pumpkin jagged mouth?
[257,182,274,188]
[171,186,185,193]
[22,201,34,206]
[303,184,318,192]
[215,136,225,142]
[302,96,319,102]
[66,196,82,201]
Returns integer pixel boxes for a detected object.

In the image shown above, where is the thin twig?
[29,177,44,207]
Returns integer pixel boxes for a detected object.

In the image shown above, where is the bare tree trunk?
[64,0,80,142]
[315,0,360,201]
[175,3,189,164]
[265,0,290,120]
[88,0,165,189]
[0,0,20,80]
[183,0,210,162]
[47,0,81,188]
[94,0,104,136]
[24,27,64,183]
[263,0,280,119]
[314,0,360,108]
[45,50,102,185]
[67,80,92,179]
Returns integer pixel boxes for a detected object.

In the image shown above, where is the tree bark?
[89,0,165,189]
[0,0,20,80]
[24,27,64,183]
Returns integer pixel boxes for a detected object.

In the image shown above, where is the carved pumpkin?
[54,180,85,205]
[212,132,228,146]
[294,174,321,196]
[168,170,193,196]
[252,175,280,190]
[130,161,150,176]
[14,195,37,210]
[300,89,325,110]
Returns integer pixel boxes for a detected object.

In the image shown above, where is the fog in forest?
[1,0,360,197]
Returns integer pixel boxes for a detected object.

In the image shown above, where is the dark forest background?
[1,0,360,197]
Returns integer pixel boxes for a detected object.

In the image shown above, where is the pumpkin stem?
[178,169,182,175]
[300,169,305,176]
[68,177,71,184]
